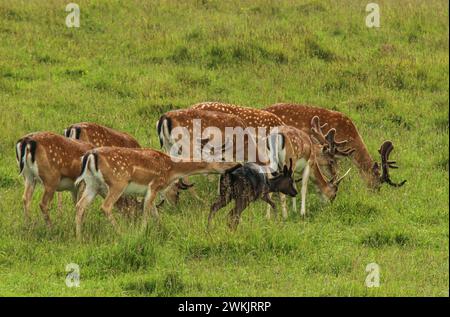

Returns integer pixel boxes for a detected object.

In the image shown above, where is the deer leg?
[292,180,298,213]
[39,186,56,228]
[100,185,125,233]
[265,193,273,219]
[22,178,36,223]
[227,198,246,230]
[280,193,288,220]
[75,186,97,240]
[208,195,228,229]
[300,164,311,216]
[70,190,78,205]
[143,185,160,221]
[56,192,63,216]
[262,192,277,214]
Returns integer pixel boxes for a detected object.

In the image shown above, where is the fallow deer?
[208,160,298,230]
[267,116,354,217]
[15,132,94,227]
[156,108,257,162]
[63,122,142,212]
[64,122,140,148]
[191,101,285,131]
[74,147,239,239]
[265,103,406,189]
[156,108,260,202]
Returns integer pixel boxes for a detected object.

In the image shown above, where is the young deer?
[74,147,239,239]
[15,132,94,227]
[208,160,298,230]
[265,103,406,189]
[64,122,140,148]
[267,116,354,217]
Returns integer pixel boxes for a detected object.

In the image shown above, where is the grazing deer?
[265,103,406,189]
[191,101,285,134]
[208,160,298,230]
[74,147,239,239]
[156,108,257,161]
[64,122,140,148]
[63,122,142,212]
[156,108,260,202]
[15,132,94,227]
[267,116,354,218]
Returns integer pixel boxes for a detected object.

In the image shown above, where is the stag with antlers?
[265,103,406,189]
[267,116,354,217]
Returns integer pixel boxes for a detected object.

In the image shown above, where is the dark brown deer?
[265,103,406,189]
[208,160,298,230]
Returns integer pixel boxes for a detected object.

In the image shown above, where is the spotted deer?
[15,132,94,227]
[156,108,258,162]
[156,108,260,203]
[64,122,140,148]
[267,116,354,217]
[74,147,239,239]
[191,102,285,131]
[265,103,406,189]
[63,122,142,212]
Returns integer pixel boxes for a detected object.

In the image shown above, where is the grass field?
[0,0,448,296]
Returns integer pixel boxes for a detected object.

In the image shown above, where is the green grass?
[0,0,448,296]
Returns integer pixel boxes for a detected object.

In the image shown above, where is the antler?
[378,141,406,187]
[311,116,355,158]
[310,116,330,145]
[330,168,352,186]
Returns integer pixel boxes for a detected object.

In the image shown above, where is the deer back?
[65,122,140,148]
[192,102,285,130]
[17,132,94,180]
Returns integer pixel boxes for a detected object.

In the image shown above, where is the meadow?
[0,0,448,296]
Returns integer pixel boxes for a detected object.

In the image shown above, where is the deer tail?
[156,115,172,149]
[75,152,98,186]
[16,138,37,175]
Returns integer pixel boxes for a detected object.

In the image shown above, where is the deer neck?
[350,138,378,187]
[267,179,281,193]
[168,160,229,183]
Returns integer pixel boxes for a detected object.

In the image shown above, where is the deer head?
[269,158,298,197]
[310,115,355,177]
[372,141,406,188]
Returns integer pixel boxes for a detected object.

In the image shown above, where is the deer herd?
[15,102,406,239]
